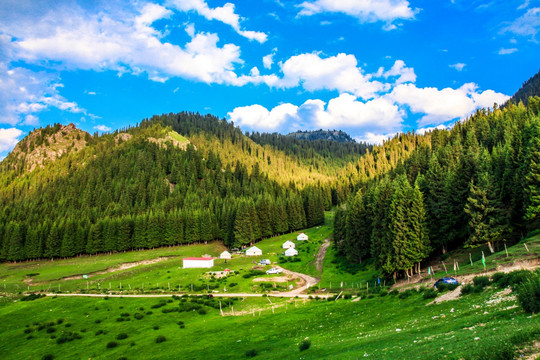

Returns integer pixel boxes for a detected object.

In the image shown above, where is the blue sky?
[0,0,539,159]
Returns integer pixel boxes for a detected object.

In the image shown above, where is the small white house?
[282,240,295,249]
[219,251,232,259]
[245,246,262,256]
[284,248,298,257]
[297,233,308,241]
[183,257,214,269]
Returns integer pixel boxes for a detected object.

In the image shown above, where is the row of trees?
[335,98,540,278]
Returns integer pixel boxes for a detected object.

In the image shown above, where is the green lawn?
[0,280,537,359]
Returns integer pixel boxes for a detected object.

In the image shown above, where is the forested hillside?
[509,69,540,106]
[0,120,329,261]
[335,98,540,279]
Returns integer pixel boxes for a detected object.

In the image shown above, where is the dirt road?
[315,238,331,273]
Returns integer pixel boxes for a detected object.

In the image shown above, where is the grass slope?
[0,283,537,359]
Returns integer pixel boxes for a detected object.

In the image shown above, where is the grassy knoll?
[0,279,538,359]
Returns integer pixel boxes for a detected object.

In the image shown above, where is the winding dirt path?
[315,238,331,273]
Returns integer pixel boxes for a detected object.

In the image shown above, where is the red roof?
[183,257,214,261]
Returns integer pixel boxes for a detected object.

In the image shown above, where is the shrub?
[134,313,144,320]
[95,330,104,336]
[24,328,33,334]
[117,357,128,360]
[473,276,491,288]
[245,349,258,357]
[56,319,64,325]
[56,331,82,344]
[146,311,153,315]
[153,325,160,330]
[299,339,311,352]
[64,323,72,328]
[436,282,448,292]
[46,327,56,334]
[116,318,125,322]
[21,293,46,301]
[155,335,166,343]
[423,289,438,299]
[197,308,207,315]
[343,293,352,299]
[461,284,474,296]
[95,319,102,324]
[116,333,128,340]
[41,355,54,360]
[389,289,399,296]
[120,313,130,317]
[516,277,540,314]
[107,341,118,348]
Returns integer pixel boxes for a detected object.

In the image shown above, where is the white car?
[266,268,282,275]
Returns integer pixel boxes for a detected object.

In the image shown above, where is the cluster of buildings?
[181,233,309,268]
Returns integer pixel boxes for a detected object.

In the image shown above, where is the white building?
[284,248,298,257]
[297,233,308,241]
[183,257,214,268]
[245,246,262,256]
[219,251,232,259]
[282,240,295,249]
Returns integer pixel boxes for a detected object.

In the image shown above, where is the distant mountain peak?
[286,129,356,143]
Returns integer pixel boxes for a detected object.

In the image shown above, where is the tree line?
[334,98,540,279]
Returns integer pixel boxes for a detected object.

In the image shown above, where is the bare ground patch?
[252,276,295,283]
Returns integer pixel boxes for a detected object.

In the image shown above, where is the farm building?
[245,246,262,256]
[219,251,232,259]
[282,240,295,249]
[284,248,298,257]
[297,233,308,241]
[183,257,214,269]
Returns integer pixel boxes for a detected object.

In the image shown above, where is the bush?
[95,330,104,336]
[155,335,166,343]
[423,289,438,299]
[197,308,207,315]
[245,349,258,357]
[21,293,46,301]
[473,276,491,288]
[516,277,540,314]
[56,331,82,344]
[134,313,144,320]
[153,325,160,330]
[343,293,352,299]
[461,284,474,296]
[41,355,54,360]
[95,319,102,324]
[107,341,118,349]
[116,333,128,340]
[299,339,311,352]
[436,282,448,292]
[46,327,56,334]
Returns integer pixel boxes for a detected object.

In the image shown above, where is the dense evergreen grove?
[0,120,327,261]
[335,98,540,279]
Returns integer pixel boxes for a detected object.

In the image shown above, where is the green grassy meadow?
[0,281,538,360]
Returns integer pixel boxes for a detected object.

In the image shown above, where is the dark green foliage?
[515,276,540,313]
[245,349,258,357]
[423,289,438,299]
[155,335,166,343]
[41,355,54,360]
[107,341,118,348]
[460,284,473,296]
[20,293,45,301]
[299,339,311,352]
[134,313,144,320]
[197,308,207,315]
[56,331,82,344]
[473,276,491,288]
[116,333,128,340]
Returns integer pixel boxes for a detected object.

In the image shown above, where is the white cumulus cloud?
[298,0,419,29]
[389,83,509,126]
[279,53,384,99]
[3,2,247,85]
[228,93,404,133]
[503,7,540,39]
[0,127,23,152]
[167,0,267,42]
[498,47,518,55]
[94,125,112,132]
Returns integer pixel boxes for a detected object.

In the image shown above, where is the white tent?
[219,251,232,259]
[284,248,298,257]
[183,257,214,268]
[282,240,295,249]
[297,233,308,241]
[245,246,262,256]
